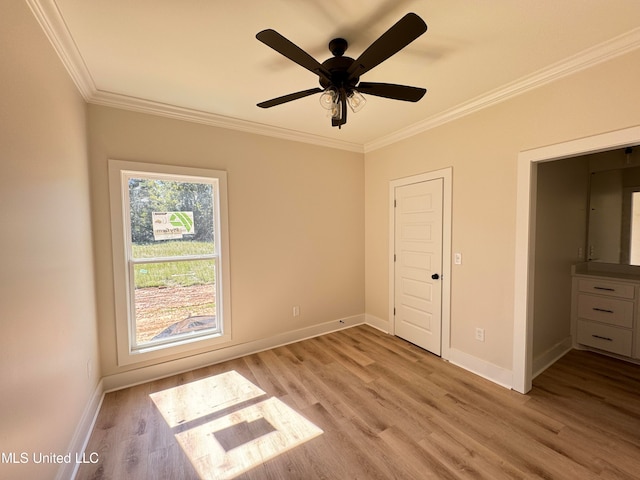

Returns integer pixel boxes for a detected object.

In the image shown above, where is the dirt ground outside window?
[134,284,216,343]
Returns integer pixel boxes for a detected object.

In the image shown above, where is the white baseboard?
[532,336,573,379]
[364,313,390,332]
[447,348,513,390]
[58,379,104,480]
[102,314,365,392]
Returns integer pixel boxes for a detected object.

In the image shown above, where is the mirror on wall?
[588,147,640,265]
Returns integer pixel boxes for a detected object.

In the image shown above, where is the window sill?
[118,330,232,367]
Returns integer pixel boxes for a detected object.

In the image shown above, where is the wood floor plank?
[285,337,334,365]
[349,326,428,364]
[147,443,200,480]
[300,357,389,434]
[76,326,640,479]
[242,353,287,397]
[254,349,318,409]
[380,425,460,480]
[420,420,531,480]
[311,334,377,383]
[526,391,640,478]
[300,402,406,480]
[531,377,640,444]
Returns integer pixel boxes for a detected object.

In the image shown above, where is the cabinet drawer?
[577,294,634,328]
[577,278,635,299]
[577,320,633,356]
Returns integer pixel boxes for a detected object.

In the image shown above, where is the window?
[109,160,231,365]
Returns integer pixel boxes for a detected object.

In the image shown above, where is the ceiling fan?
[256,13,428,128]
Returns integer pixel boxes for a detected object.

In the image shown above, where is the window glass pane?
[133,259,217,346]
[128,177,215,258]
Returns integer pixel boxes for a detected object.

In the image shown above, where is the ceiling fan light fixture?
[256,13,428,128]
[319,87,338,110]
[347,90,366,113]
[329,95,342,120]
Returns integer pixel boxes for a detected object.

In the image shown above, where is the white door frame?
[513,125,640,394]
[389,167,452,360]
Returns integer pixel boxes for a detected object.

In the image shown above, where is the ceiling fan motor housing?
[319,54,359,92]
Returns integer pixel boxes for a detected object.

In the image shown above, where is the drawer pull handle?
[592,334,613,342]
[593,286,615,292]
[592,307,614,314]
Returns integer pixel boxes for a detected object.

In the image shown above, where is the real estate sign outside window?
[109,160,231,365]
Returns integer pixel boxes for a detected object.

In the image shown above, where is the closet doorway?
[513,125,640,393]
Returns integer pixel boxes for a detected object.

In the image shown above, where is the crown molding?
[27,1,640,154]
[364,27,640,153]
[26,0,96,99]
[90,90,364,153]
[26,1,363,153]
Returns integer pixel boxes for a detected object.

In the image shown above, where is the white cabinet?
[571,273,640,360]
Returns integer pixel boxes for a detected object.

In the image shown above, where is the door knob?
[432,273,440,280]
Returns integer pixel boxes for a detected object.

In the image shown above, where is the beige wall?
[533,156,589,361]
[87,106,364,379]
[0,2,100,479]
[4,2,640,475]
[365,48,640,371]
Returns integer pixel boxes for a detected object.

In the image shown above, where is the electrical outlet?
[475,328,485,342]
[293,305,300,317]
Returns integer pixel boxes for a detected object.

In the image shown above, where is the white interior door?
[394,179,443,355]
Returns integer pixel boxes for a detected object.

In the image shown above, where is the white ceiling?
[30,0,640,151]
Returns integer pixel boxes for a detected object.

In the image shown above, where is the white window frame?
[109,159,232,366]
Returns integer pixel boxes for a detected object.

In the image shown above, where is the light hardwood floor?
[77,325,640,479]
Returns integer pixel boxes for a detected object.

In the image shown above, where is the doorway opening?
[513,125,640,393]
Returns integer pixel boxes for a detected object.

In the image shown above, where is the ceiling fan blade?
[347,13,427,80]
[257,88,323,108]
[256,29,331,82]
[357,82,426,102]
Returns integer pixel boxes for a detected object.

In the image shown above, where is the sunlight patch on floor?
[150,371,266,428]
[150,370,323,479]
